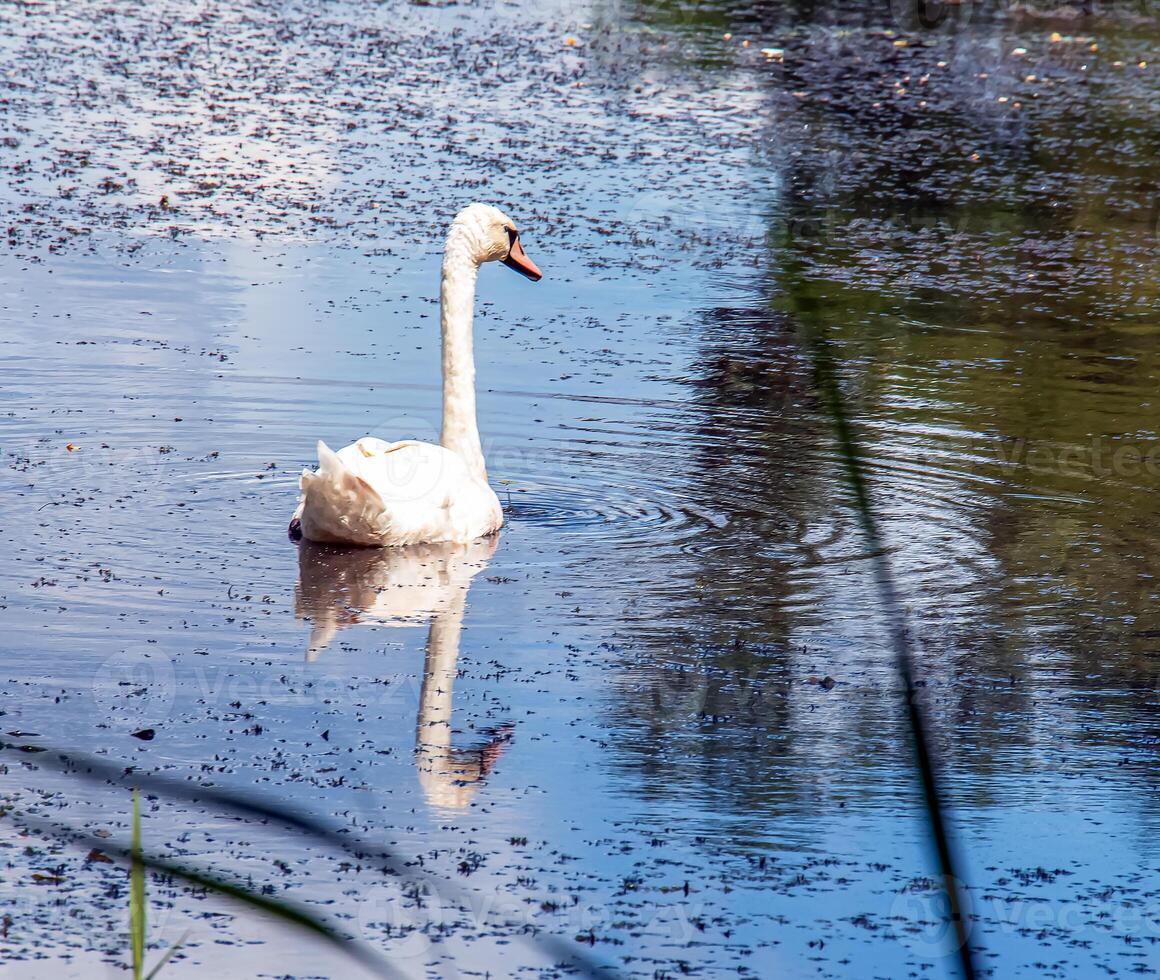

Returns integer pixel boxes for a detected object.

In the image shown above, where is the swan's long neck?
[439,227,486,481]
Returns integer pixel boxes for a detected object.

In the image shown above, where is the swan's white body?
[291,203,540,547]
[297,437,502,547]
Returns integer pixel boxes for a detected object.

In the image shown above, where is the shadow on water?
[594,0,1160,970]
[604,0,1160,787]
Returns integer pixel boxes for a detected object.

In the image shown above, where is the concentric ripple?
[505,479,728,544]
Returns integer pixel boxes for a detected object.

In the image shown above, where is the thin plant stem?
[807,330,980,980]
[3,743,616,978]
[10,810,403,979]
[130,790,145,980]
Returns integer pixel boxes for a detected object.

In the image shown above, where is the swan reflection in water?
[293,535,511,808]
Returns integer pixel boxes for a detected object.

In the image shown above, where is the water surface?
[1,0,1159,976]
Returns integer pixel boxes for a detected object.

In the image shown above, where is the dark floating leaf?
[130,728,155,741]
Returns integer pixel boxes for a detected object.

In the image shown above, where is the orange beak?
[502,234,543,282]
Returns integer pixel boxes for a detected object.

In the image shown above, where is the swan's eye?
[505,226,518,252]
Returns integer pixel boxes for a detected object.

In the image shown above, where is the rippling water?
[2,0,1160,976]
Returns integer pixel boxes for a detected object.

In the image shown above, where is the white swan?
[289,203,542,547]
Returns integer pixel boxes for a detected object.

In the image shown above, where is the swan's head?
[451,202,543,282]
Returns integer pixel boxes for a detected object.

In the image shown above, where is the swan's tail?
[291,440,387,546]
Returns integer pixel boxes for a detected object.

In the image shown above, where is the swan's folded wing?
[339,441,458,506]
[342,440,484,544]
[296,440,388,545]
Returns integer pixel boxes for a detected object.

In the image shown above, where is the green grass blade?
[3,742,615,978]
[11,811,402,979]
[130,790,145,980]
